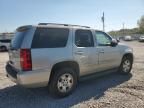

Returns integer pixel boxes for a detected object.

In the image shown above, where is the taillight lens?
[20,49,32,71]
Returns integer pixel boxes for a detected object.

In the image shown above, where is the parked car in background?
[0,39,11,51]
[124,36,132,41]
[116,37,120,42]
[139,36,144,42]
[6,23,134,97]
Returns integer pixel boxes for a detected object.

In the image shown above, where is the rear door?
[73,29,99,76]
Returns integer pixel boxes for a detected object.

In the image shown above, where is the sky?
[0,0,144,32]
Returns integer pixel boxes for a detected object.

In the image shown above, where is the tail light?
[20,49,32,71]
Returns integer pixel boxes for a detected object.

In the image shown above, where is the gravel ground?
[0,41,144,108]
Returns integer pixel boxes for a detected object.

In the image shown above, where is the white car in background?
[124,36,132,41]
[0,39,11,51]
[139,36,144,42]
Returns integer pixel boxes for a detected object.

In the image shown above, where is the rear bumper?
[5,63,51,88]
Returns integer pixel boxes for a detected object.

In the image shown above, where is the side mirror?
[111,39,118,47]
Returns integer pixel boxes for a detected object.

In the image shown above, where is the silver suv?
[6,23,133,97]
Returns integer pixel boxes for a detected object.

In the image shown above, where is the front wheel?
[49,68,78,97]
[118,56,133,74]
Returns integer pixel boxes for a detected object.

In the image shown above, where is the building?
[0,33,14,40]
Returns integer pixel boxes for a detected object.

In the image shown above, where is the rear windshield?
[31,28,69,48]
[11,31,26,49]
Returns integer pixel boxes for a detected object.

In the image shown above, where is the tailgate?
[8,49,21,70]
[8,26,31,70]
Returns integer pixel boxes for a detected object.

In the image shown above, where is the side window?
[75,30,94,47]
[95,31,112,46]
[32,28,69,48]
[0,39,11,43]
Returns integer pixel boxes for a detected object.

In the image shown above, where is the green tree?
[138,15,144,33]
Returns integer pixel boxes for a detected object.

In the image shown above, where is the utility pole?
[123,23,125,36]
[101,12,105,31]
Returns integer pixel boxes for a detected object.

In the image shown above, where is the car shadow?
[0,72,132,108]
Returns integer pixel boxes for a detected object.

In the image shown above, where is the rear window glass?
[31,28,69,48]
[75,30,94,47]
[11,31,26,49]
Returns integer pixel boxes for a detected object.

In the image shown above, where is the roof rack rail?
[38,23,90,28]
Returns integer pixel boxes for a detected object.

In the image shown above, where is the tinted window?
[75,30,94,47]
[0,39,11,43]
[32,28,69,48]
[11,31,26,49]
[95,31,112,46]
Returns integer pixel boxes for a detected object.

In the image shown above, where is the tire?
[0,46,7,52]
[118,56,133,74]
[49,68,78,98]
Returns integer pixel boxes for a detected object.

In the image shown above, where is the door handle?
[75,51,84,55]
[99,50,104,53]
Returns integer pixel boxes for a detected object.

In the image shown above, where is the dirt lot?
[0,41,144,108]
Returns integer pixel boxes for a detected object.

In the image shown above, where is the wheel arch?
[0,45,7,50]
[122,53,134,63]
[0,45,7,48]
[49,61,80,84]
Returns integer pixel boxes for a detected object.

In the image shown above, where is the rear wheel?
[119,56,133,74]
[49,68,78,97]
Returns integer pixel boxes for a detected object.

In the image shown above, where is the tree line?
[109,15,144,36]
